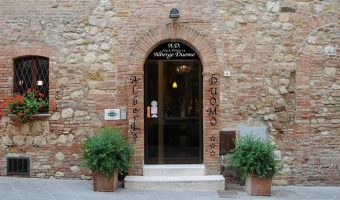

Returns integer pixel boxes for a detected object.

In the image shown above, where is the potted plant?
[82,126,133,192]
[228,134,278,196]
[0,88,48,127]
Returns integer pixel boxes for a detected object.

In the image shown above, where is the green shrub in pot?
[82,126,133,191]
[228,134,279,195]
[229,134,278,179]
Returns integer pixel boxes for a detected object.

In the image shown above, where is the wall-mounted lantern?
[169,8,179,19]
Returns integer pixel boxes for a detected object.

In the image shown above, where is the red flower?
[14,95,24,105]
[1,102,6,109]
[0,89,47,127]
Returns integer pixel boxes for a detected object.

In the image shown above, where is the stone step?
[124,175,225,191]
[143,164,205,176]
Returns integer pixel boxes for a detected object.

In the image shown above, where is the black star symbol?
[210,151,215,157]
[210,143,215,149]
[210,135,216,141]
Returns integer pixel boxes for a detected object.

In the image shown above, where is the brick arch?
[10,46,52,59]
[127,23,219,74]
[125,23,221,176]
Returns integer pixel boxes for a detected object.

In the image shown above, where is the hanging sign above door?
[148,42,199,60]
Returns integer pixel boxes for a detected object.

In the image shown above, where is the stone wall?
[293,23,339,185]
[0,0,339,184]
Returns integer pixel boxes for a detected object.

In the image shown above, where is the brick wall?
[0,0,339,184]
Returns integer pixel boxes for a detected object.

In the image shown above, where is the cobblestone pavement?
[0,177,339,200]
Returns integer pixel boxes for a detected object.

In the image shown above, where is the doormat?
[218,190,238,198]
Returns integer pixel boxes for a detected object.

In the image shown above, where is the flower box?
[0,89,48,126]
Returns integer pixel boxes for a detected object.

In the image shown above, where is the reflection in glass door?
[144,60,203,164]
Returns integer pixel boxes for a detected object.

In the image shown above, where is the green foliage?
[82,126,133,179]
[228,134,278,179]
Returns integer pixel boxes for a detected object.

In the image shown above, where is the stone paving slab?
[219,186,340,200]
[0,177,219,200]
[0,177,339,200]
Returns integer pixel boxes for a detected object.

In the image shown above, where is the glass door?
[145,60,202,164]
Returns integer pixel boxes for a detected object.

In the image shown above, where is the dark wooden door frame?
[144,59,203,164]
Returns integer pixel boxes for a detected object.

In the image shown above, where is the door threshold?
[144,164,205,168]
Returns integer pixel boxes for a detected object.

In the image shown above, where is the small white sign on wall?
[151,100,158,118]
[104,109,120,120]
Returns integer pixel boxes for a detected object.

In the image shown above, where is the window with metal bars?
[13,56,49,112]
[7,157,30,176]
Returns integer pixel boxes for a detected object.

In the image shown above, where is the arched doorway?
[144,41,203,164]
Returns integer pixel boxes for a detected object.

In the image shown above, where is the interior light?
[37,80,43,86]
[19,80,23,86]
[176,65,192,74]
[172,81,178,89]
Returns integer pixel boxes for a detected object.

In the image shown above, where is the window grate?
[7,157,30,176]
[13,56,49,112]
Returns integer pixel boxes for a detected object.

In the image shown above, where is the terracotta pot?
[93,170,118,192]
[245,174,272,196]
